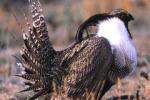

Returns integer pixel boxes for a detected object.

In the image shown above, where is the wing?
[62,36,113,99]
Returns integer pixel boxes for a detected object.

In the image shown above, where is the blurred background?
[0,0,149,99]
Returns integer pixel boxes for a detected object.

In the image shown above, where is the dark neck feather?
[76,13,133,43]
[76,13,109,43]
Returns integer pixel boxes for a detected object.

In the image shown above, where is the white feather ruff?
[96,17,137,75]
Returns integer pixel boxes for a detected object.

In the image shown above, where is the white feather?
[97,18,129,45]
[96,17,137,75]
[17,63,26,74]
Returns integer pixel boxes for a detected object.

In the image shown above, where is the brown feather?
[16,0,114,100]
[20,82,42,92]
[16,74,40,81]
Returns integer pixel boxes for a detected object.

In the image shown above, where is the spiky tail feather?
[15,0,64,99]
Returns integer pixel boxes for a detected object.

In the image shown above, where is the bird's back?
[58,36,113,99]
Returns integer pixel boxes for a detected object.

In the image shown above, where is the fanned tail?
[15,0,62,99]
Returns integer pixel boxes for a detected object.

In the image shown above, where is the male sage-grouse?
[16,0,137,99]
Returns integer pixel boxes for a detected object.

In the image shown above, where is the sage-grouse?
[76,8,137,81]
[16,0,137,100]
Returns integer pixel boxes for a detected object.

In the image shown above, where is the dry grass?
[145,80,150,99]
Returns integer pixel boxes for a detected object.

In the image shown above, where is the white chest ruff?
[96,18,137,76]
[97,18,129,45]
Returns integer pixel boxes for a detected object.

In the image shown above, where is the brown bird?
[76,8,137,80]
[75,8,137,98]
[16,0,137,100]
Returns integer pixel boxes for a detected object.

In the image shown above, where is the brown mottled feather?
[20,81,42,92]
[61,37,112,99]
[16,74,40,81]
[16,0,113,99]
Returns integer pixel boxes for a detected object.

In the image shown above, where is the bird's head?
[108,9,134,39]
[76,9,134,42]
[109,9,134,24]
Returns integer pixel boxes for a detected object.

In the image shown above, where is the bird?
[75,8,137,97]
[76,9,137,81]
[15,0,137,100]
